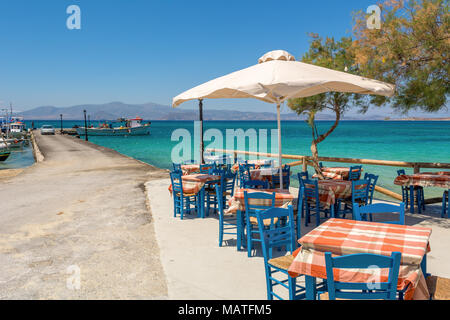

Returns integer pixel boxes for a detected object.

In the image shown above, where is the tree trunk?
[311,106,341,179]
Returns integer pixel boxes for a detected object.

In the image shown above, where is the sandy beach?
[0,132,168,299]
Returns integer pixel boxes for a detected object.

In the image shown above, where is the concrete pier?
[0,132,168,299]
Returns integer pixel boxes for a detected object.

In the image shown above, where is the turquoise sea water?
[17,120,450,199]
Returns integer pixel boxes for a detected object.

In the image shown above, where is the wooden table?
[288,218,432,300]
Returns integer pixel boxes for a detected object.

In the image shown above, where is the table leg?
[237,210,242,251]
[421,254,430,278]
[409,186,415,214]
[199,188,205,218]
[305,275,317,300]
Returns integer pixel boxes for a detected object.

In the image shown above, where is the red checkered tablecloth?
[169,174,219,195]
[225,188,294,214]
[288,218,432,300]
[394,172,450,189]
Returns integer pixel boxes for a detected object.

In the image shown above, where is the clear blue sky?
[0,0,447,117]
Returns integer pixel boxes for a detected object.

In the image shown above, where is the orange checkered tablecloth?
[313,167,355,180]
[394,172,450,189]
[225,188,294,214]
[181,164,200,175]
[311,180,356,209]
[288,218,432,300]
[168,174,219,195]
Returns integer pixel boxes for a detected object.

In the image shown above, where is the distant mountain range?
[16,101,386,121]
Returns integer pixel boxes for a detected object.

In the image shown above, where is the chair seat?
[249,216,279,226]
[343,198,366,206]
[176,192,197,198]
[426,276,450,300]
[268,254,294,271]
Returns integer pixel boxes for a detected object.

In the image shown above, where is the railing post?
[302,157,308,172]
[414,163,420,174]
[234,151,237,164]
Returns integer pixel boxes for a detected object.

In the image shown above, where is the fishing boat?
[76,117,151,136]
[0,149,10,161]
[9,119,27,138]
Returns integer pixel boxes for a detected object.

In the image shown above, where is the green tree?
[352,0,449,113]
[288,35,379,178]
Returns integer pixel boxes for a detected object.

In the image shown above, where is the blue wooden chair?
[243,180,269,189]
[354,202,406,225]
[397,169,425,213]
[300,178,334,227]
[256,206,306,300]
[363,173,379,205]
[271,165,291,189]
[172,163,181,172]
[170,171,199,220]
[348,165,362,181]
[323,251,401,300]
[216,174,241,247]
[337,179,369,219]
[244,191,275,257]
[441,190,449,218]
[238,164,251,187]
[296,172,308,219]
[397,169,409,208]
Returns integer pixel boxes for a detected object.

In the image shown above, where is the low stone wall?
[30,130,44,162]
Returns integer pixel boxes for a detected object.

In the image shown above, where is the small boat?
[0,150,10,161]
[76,117,151,136]
[0,144,10,161]
[2,138,25,150]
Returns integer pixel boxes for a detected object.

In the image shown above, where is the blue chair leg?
[410,186,415,214]
[246,217,252,257]
[305,276,317,300]
[288,276,296,300]
[315,207,320,226]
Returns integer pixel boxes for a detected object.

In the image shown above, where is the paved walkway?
[0,132,168,299]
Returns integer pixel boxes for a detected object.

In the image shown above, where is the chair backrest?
[200,163,214,173]
[397,169,406,176]
[256,206,296,261]
[223,171,237,196]
[319,162,324,168]
[170,171,183,196]
[239,164,251,187]
[244,191,276,216]
[272,165,291,189]
[363,173,379,204]
[172,163,181,172]
[352,179,370,205]
[325,251,401,300]
[299,178,320,206]
[354,202,405,225]
[298,171,309,180]
[243,180,269,189]
[349,165,363,181]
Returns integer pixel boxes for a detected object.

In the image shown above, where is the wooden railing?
[207,148,450,203]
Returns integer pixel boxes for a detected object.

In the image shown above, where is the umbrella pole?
[277,103,283,189]
[199,99,204,164]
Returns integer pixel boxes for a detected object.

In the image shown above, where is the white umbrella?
[172,50,395,188]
